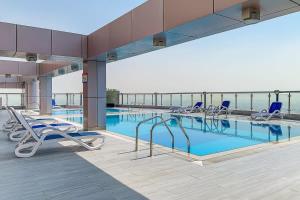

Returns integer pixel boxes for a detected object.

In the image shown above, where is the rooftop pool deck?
[2,108,300,199]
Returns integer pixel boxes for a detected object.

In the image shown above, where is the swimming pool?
[64,113,298,156]
[52,108,126,116]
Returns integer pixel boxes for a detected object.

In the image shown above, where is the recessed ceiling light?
[242,7,261,24]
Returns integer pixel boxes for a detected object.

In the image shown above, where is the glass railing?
[3,90,300,115]
[53,93,83,106]
[0,93,24,106]
[118,91,300,114]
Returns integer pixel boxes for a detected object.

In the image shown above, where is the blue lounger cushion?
[36,118,56,121]
[16,124,47,130]
[45,132,100,140]
[221,101,230,108]
[17,123,73,131]
[268,102,282,113]
[49,123,72,127]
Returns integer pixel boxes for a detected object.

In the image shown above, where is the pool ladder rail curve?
[135,115,191,157]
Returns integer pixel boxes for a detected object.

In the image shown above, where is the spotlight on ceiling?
[153,36,166,47]
[242,7,261,24]
[25,53,38,62]
[71,63,79,71]
[58,68,65,75]
[107,52,118,62]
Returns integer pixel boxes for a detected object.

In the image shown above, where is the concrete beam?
[0,60,38,76]
[0,22,86,60]
[87,0,300,61]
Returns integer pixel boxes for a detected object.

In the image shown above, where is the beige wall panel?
[52,31,82,57]
[109,13,132,49]
[0,22,16,52]
[88,25,110,58]
[17,25,51,55]
[164,0,213,30]
[132,0,164,41]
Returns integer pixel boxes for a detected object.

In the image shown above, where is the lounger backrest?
[52,99,57,107]
[195,117,203,124]
[9,107,21,124]
[6,106,17,120]
[269,102,282,113]
[221,120,230,128]
[269,125,282,135]
[193,102,203,108]
[11,108,40,141]
[221,101,230,109]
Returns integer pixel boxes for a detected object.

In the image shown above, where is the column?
[83,61,106,130]
[26,79,38,109]
[39,76,52,115]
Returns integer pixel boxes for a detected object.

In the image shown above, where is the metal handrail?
[135,115,174,152]
[150,117,191,157]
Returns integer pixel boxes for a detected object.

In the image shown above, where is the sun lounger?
[14,110,104,158]
[251,102,283,121]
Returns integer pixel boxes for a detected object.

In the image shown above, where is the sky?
[0,0,300,93]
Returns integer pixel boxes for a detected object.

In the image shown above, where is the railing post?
[134,94,137,105]
[170,94,172,106]
[210,93,213,105]
[250,93,253,111]
[151,94,154,106]
[191,94,194,106]
[154,93,158,107]
[180,94,183,106]
[235,93,238,110]
[6,94,8,106]
[221,93,223,103]
[66,93,69,106]
[203,92,207,109]
[274,90,280,101]
[288,93,291,114]
[143,94,146,105]
[73,94,75,105]
[268,93,271,107]
[80,93,83,106]
[161,94,163,106]
[20,93,24,107]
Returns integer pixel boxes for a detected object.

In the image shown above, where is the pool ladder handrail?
[150,117,191,157]
[135,116,174,152]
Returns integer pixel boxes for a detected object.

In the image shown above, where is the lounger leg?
[62,135,105,151]
[9,130,27,142]
[15,141,42,158]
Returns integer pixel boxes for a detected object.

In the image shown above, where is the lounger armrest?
[28,120,47,126]
[37,126,71,136]
[206,105,216,111]
[260,109,268,113]
[220,106,228,111]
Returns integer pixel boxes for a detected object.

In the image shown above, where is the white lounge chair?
[2,107,58,132]
[8,108,77,142]
[251,102,283,121]
[14,110,104,158]
[170,102,203,113]
[206,100,230,118]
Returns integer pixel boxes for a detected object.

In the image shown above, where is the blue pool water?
[52,108,126,115]
[64,113,298,156]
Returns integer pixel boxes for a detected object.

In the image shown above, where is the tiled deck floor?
[1,110,300,200]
